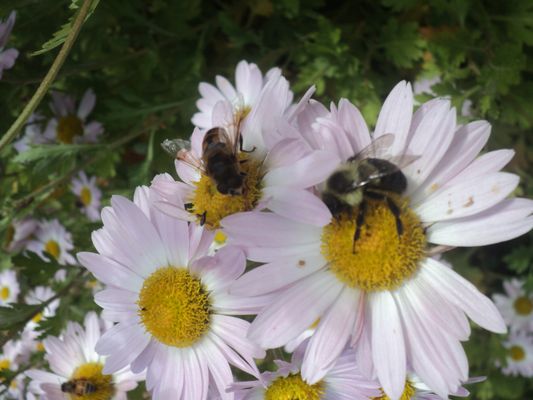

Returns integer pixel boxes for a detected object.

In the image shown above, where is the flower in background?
[78,187,266,399]
[24,286,60,331]
[493,278,533,332]
[13,113,48,154]
[0,269,20,306]
[43,89,103,144]
[501,331,533,377]
[231,342,381,400]
[223,81,533,399]
[26,311,143,399]
[0,11,18,79]
[26,219,76,265]
[71,171,102,221]
[4,218,37,253]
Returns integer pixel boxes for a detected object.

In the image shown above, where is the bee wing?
[385,153,420,170]
[161,138,203,170]
[347,133,395,163]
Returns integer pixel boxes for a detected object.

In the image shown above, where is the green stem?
[0,0,94,152]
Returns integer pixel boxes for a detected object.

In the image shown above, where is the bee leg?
[184,202,194,210]
[352,200,367,253]
[239,159,248,164]
[385,196,403,237]
[198,211,207,226]
[239,135,256,153]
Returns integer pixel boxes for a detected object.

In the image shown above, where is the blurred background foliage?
[0,0,532,398]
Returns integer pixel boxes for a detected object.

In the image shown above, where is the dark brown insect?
[61,379,98,396]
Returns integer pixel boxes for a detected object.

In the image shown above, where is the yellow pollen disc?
[321,199,426,291]
[513,296,533,316]
[68,362,114,400]
[373,380,417,400]
[0,359,10,372]
[0,287,10,301]
[57,115,84,144]
[214,230,227,245]
[80,187,92,207]
[138,267,211,347]
[36,342,45,352]
[509,345,526,361]
[32,312,43,324]
[265,373,324,400]
[45,240,61,260]
[191,156,263,229]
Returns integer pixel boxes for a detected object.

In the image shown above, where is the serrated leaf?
[13,143,101,164]
[381,20,425,68]
[0,303,41,330]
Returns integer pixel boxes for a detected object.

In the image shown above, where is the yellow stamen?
[265,373,324,400]
[321,199,426,291]
[513,296,533,316]
[45,240,61,260]
[373,380,417,400]
[191,155,262,229]
[0,287,10,301]
[36,342,45,352]
[67,362,114,400]
[32,312,43,324]
[138,267,211,347]
[80,187,92,207]
[0,359,10,372]
[56,115,84,144]
[509,345,526,361]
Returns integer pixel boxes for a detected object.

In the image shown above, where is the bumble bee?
[61,378,97,396]
[322,134,418,250]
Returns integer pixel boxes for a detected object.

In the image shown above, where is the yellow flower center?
[0,359,10,372]
[373,380,417,400]
[509,345,526,361]
[265,373,324,400]
[45,240,61,260]
[190,155,263,229]
[321,199,426,291]
[80,187,92,207]
[138,267,211,347]
[36,342,45,352]
[214,230,227,245]
[32,312,43,324]
[513,296,533,316]
[0,287,10,301]
[57,115,84,144]
[64,362,114,400]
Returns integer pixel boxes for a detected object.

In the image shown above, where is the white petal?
[77,89,96,119]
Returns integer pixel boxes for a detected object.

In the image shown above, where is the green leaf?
[380,20,425,68]
[12,143,101,164]
[0,303,41,330]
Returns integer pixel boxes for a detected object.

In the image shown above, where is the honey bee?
[61,379,97,396]
[322,134,418,251]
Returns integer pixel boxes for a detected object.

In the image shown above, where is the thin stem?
[0,0,94,152]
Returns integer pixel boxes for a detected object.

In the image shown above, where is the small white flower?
[0,11,18,80]
[71,171,102,221]
[24,286,60,332]
[493,278,533,332]
[13,113,48,154]
[0,269,19,306]
[26,219,76,265]
[501,330,533,377]
[4,218,38,253]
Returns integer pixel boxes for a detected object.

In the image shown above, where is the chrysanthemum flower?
[26,311,142,400]
[0,11,18,79]
[43,89,103,144]
[26,219,76,265]
[71,171,102,222]
[0,269,20,306]
[493,278,533,332]
[78,187,266,399]
[192,60,286,129]
[231,342,381,400]
[4,218,37,253]
[223,81,533,399]
[13,113,47,154]
[500,330,533,377]
[24,286,60,333]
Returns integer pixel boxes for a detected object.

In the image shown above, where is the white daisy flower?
[13,113,48,154]
[0,340,22,375]
[43,89,103,144]
[26,219,76,265]
[231,343,381,400]
[493,278,533,332]
[77,187,266,399]
[26,311,143,400]
[223,82,533,399]
[0,269,20,306]
[71,171,102,222]
[501,330,533,377]
[0,11,18,80]
[4,218,38,253]
[24,286,60,332]
[192,60,287,129]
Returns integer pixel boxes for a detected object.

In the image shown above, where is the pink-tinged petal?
[176,159,202,186]
[43,337,79,377]
[152,348,182,399]
[188,223,214,262]
[182,348,208,400]
[94,288,138,312]
[405,102,456,192]
[222,211,321,247]
[286,85,316,123]
[230,253,326,296]
[263,150,341,189]
[302,287,359,383]
[192,113,212,129]
[0,48,18,71]
[411,121,491,202]
[354,323,375,379]
[415,172,520,222]
[199,338,233,400]
[77,252,143,292]
[216,75,237,100]
[236,61,262,104]
[199,82,224,103]
[199,246,246,292]
[150,204,190,267]
[421,258,506,333]
[374,81,413,155]
[370,291,406,400]
[337,98,371,152]
[248,270,343,349]
[77,89,96,119]
[427,198,533,246]
[211,315,265,359]
[131,339,157,374]
[209,330,260,379]
[262,187,332,226]
[264,138,310,169]
[211,292,275,315]
[447,149,515,185]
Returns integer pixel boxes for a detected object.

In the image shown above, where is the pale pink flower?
[26,219,76,265]
[500,330,533,377]
[0,11,18,79]
[71,171,102,221]
[493,278,533,332]
[5,218,38,253]
[13,113,48,154]
[0,269,19,306]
